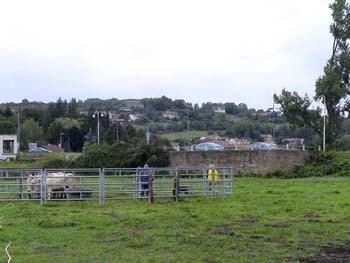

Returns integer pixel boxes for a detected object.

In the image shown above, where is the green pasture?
[159,130,208,141]
[0,176,349,262]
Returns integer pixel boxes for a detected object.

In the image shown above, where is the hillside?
[0,96,312,151]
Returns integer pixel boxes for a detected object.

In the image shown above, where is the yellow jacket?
[208,169,219,182]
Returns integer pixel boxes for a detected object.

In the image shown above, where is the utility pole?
[319,95,326,152]
[116,122,119,143]
[59,132,64,148]
[17,109,20,151]
[187,106,190,149]
[272,101,275,143]
[146,126,150,145]
[92,111,104,145]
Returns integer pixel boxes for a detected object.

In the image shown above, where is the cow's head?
[27,173,41,184]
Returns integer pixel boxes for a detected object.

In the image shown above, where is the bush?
[262,152,350,178]
[72,142,170,168]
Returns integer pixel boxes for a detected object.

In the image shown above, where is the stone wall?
[169,150,309,174]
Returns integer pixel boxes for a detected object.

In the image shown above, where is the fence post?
[222,168,226,196]
[175,168,179,202]
[231,168,234,197]
[134,168,139,200]
[99,168,105,205]
[41,169,46,205]
[211,166,215,196]
[19,170,24,200]
[5,170,9,193]
[148,169,154,204]
[203,168,207,196]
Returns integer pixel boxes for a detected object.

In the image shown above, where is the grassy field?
[0,176,349,262]
[159,130,208,141]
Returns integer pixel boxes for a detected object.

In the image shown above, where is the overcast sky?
[0,0,333,109]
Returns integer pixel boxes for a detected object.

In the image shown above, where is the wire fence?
[0,167,234,204]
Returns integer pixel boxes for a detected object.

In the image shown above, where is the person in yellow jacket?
[208,164,219,192]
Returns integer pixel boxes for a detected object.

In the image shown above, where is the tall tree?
[275,0,350,146]
[0,120,16,134]
[3,105,13,118]
[20,119,44,149]
[67,98,79,118]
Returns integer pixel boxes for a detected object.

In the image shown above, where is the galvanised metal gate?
[0,167,234,204]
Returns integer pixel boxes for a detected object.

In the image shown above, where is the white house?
[162,111,179,119]
[0,134,18,160]
[214,106,226,113]
[129,114,144,122]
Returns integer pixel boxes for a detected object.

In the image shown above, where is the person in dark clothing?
[139,164,151,197]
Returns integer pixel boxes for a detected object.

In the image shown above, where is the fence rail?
[0,167,234,204]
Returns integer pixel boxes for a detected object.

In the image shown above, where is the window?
[3,140,14,154]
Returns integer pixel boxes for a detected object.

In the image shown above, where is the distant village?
[0,97,307,160]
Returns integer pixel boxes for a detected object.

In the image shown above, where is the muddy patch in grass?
[300,243,350,263]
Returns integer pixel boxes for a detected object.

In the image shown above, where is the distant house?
[199,136,250,149]
[214,106,225,113]
[0,134,18,160]
[227,138,251,147]
[108,112,125,124]
[119,107,131,112]
[123,99,144,109]
[129,114,144,122]
[162,111,179,120]
[79,111,89,116]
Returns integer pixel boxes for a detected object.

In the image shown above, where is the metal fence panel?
[44,169,101,202]
[0,169,43,202]
[0,167,234,204]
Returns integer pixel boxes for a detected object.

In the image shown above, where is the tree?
[67,98,79,118]
[275,0,350,146]
[42,98,68,131]
[225,103,239,115]
[22,108,46,124]
[67,126,84,152]
[274,90,323,138]
[46,118,81,145]
[3,105,13,118]
[0,120,16,134]
[20,119,44,149]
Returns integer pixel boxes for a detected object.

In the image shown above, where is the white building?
[214,106,226,113]
[108,112,124,123]
[162,111,179,119]
[0,134,18,161]
[129,114,143,122]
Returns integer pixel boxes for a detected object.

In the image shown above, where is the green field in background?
[159,130,209,141]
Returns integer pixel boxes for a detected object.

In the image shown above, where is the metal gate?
[0,167,234,204]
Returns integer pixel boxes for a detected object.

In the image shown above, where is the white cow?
[27,173,41,199]
[27,172,77,199]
